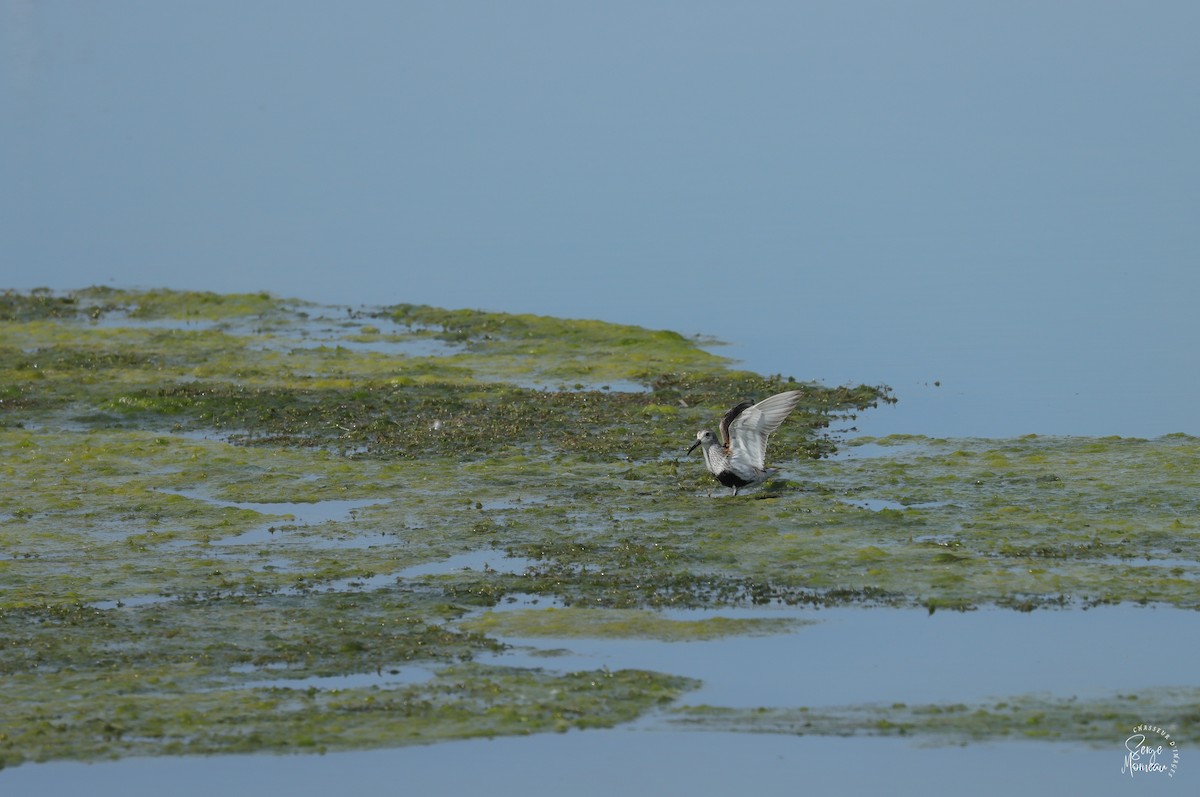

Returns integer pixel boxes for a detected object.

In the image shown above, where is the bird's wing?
[719,401,754,447]
[727,390,802,470]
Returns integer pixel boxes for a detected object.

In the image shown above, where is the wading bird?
[687,390,803,496]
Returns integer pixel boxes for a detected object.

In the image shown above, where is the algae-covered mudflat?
[1,288,1196,771]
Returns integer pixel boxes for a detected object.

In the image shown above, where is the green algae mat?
[1,288,1196,767]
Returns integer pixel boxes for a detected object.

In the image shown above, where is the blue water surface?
[3,0,1197,438]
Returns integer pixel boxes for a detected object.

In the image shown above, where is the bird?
[687,390,803,496]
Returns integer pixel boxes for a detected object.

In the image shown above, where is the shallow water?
[0,730,1169,797]
[397,549,539,579]
[474,605,1196,708]
[163,489,387,528]
[229,664,440,693]
[842,498,953,512]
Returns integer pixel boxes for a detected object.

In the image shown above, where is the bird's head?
[687,429,717,454]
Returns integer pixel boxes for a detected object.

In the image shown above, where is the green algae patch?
[124,290,292,320]
[74,286,308,320]
[3,287,1198,768]
[386,304,730,386]
[460,608,806,641]
[791,434,1200,610]
[1,289,87,321]
[3,286,306,324]
[672,688,1200,746]
[0,664,696,768]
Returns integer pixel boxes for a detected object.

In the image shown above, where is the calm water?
[4,1,1197,439]
[0,733,1170,797]
[2,2,1196,791]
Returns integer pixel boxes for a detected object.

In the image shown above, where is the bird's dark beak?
[687,439,701,455]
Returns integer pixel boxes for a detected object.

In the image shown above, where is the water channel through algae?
[1,288,1196,769]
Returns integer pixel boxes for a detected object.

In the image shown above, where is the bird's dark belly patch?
[716,470,752,488]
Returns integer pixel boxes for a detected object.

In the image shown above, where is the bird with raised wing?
[687,390,803,496]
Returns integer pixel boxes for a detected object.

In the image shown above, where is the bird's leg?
[732,486,739,497]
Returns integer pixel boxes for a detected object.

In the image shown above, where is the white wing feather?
[727,390,802,472]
